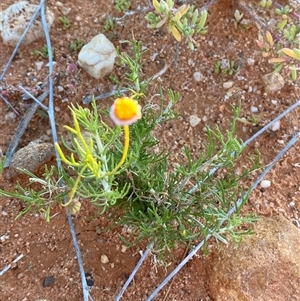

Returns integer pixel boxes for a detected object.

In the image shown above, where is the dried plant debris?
[0,1,54,46]
[4,141,55,179]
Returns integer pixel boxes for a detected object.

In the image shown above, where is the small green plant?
[115,40,149,95]
[259,0,272,8]
[214,59,239,75]
[283,24,300,42]
[103,16,115,32]
[276,17,288,30]
[256,31,274,57]
[69,39,85,51]
[275,5,291,15]
[145,0,208,50]
[58,16,71,30]
[114,0,131,12]
[32,45,54,59]
[0,40,259,261]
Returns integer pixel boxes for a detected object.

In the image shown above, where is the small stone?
[57,85,64,92]
[189,115,201,127]
[78,34,117,79]
[85,273,94,287]
[5,112,17,121]
[250,106,258,113]
[262,72,285,93]
[220,59,230,70]
[42,276,55,287]
[260,180,271,188]
[223,81,233,89]
[61,7,71,15]
[271,120,280,131]
[35,61,44,71]
[271,99,278,105]
[101,254,109,264]
[247,58,255,66]
[95,226,101,235]
[193,71,204,82]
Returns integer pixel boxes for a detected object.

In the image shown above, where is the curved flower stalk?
[109,97,142,174]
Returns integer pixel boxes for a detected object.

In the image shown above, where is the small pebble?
[101,254,109,264]
[223,81,233,89]
[189,115,201,127]
[57,85,64,92]
[193,71,204,82]
[61,7,71,15]
[95,225,101,235]
[251,106,258,113]
[35,61,44,71]
[5,112,17,121]
[271,99,278,105]
[271,120,280,131]
[85,273,94,287]
[247,58,255,66]
[260,180,271,188]
[42,276,55,287]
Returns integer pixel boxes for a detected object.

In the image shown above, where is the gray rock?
[78,33,117,79]
[209,216,300,301]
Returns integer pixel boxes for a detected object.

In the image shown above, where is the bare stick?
[0,94,19,115]
[0,254,24,276]
[115,241,154,301]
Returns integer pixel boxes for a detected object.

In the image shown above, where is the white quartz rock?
[0,1,54,46]
[78,34,117,79]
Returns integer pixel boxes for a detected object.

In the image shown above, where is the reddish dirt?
[0,0,300,300]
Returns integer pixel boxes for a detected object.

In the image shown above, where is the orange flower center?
[113,97,140,121]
